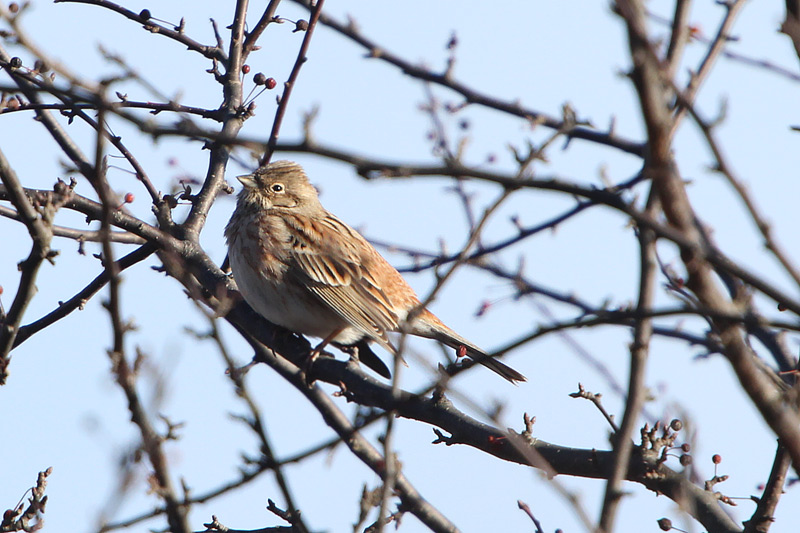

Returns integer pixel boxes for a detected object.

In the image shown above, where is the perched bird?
[225,160,525,383]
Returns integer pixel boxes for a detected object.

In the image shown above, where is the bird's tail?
[414,315,526,383]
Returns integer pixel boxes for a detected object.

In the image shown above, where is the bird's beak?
[237,175,257,189]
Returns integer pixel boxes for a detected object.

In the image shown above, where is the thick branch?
[617,0,800,475]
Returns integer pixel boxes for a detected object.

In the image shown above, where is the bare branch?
[53,0,226,62]
[616,0,800,475]
[0,147,57,381]
[12,244,155,348]
[290,2,645,156]
[261,0,326,164]
[743,442,792,533]
[599,191,659,531]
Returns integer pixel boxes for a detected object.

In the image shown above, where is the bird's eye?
[271,183,284,193]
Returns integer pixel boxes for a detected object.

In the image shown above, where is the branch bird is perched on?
[225,160,526,383]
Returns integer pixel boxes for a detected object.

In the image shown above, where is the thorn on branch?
[266,498,302,526]
[202,514,229,531]
[517,500,545,533]
[521,412,536,442]
[570,382,619,432]
[431,428,456,446]
[157,413,185,442]
[332,380,355,401]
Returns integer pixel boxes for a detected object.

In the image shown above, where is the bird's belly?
[230,246,360,343]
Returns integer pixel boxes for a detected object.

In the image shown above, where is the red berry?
[712,454,722,464]
[265,77,277,90]
[124,193,135,204]
[242,64,250,74]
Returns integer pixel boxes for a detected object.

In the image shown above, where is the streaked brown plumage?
[225,160,525,383]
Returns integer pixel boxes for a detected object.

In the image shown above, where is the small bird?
[225,160,525,383]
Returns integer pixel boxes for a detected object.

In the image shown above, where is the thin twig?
[243,0,284,60]
[665,0,693,77]
[180,0,250,238]
[669,0,748,138]
[0,147,56,381]
[289,1,645,157]
[262,0,326,164]
[599,189,659,531]
[0,204,146,244]
[12,244,155,348]
[53,0,227,62]
[743,442,792,533]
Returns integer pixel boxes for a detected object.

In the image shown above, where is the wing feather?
[285,213,400,346]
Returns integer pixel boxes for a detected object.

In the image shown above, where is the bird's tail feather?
[425,326,526,383]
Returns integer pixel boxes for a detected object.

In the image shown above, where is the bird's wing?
[285,213,400,346]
